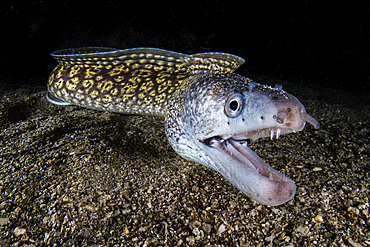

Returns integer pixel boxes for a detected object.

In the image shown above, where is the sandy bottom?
[0,77,369,246]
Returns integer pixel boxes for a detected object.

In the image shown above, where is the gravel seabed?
[0,77,369,246]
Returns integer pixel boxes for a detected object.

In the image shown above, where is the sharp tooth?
[276,128,281,139]
[269,173,273,180]
[270,128,274,140]
[241,141,248,147]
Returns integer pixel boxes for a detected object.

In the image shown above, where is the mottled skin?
[48,47,242,116]
[47,47,319,206]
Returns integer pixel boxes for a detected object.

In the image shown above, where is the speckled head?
[165,73,320,206]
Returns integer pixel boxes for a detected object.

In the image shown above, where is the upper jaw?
[202,125,297,183]
[223,126,297,142]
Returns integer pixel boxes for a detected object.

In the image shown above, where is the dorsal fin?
[51,47,244,74]
[51,47,188,74]
[183,52,245,74]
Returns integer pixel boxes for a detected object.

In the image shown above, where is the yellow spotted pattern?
[47,47,244,116]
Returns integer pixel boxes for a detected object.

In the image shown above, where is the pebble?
[348,206,360,215]
[13,227,26,236]
[348,238,363,247]
[203,223,213,234]
[186,236,195,245]
[192,227,203,239]
[42,216,50,225]
[314,214,323,222]
[271,208,280,214]
[84,205,97,212]
[296,225,309,235]
[0,218,9,226]
[216,223,227,235]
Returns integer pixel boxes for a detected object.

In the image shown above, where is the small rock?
[186,236,195,245]
[0,218,9,226]
[78,228,90,239]
[229,200,237,209]
[14,227,26,236]
[44,232,50,244]
[348,206,360,215]
[84,205,97,212]
[122,208,131,215]
[358,204,366,210]
[314,214,324,222]
[203,223,213,234]
[189,220,201,229]
[216,223,227,235]
[192,227,203,238]
[265,235,275,242]
[348,238,363,247]
[296,225,309,235]
[42,216,50,225]
[271,208,280,214]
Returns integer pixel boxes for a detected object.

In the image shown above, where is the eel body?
[47,47,320,206]
[47,47,242,116]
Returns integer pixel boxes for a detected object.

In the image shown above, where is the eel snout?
[272,96,320,131]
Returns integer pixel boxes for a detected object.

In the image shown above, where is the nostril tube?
[302,112,320,129]
[276,111,287,124]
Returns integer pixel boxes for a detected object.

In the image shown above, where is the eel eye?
[225,93,243,118]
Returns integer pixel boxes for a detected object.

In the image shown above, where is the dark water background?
[1,1,369,92]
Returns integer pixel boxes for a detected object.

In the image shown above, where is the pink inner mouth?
[205,131,288,182]
[201,112,319,205]
[204,132,297,206]
[203,112,320,185]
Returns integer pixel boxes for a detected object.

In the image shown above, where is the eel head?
[166,73,319,206]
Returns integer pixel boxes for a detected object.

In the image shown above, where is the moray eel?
[47,47,320,206]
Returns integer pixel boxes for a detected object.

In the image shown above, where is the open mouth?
[202,111,320,183]
[203,127,293,182]
[199,112,319,206]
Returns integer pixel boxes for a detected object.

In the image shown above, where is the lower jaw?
[204,138,296,206]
